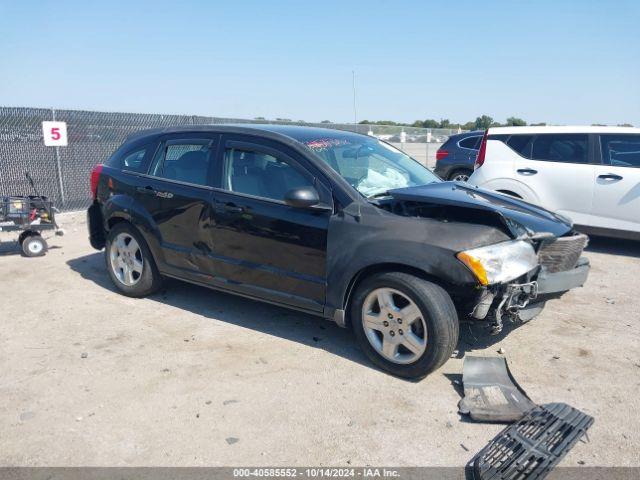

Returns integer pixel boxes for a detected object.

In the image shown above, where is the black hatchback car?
[88,125,590,379]
[433,131,484,181]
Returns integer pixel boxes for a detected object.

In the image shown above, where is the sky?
[1,0,638,125]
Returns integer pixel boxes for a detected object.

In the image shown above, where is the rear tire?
[448,169,473,182]
[350,272,459,379]
[21,233,47,257]
[105,222,162,297]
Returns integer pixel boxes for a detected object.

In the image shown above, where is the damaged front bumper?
[536,256,590,295]
[470,256,590,333]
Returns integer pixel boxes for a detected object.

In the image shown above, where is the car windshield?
[304,136,440,198]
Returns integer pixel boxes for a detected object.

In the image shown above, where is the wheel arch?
[447,167,474,181]
[107,215,129,230]
[104,215,164,271]
[496,189,522,199]
[479,178,538,203]
[340,262,455,327]
[103,195,165,268]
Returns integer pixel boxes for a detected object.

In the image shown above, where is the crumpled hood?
[388,182,573,238]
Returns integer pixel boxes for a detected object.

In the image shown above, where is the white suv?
[468,126,640,240]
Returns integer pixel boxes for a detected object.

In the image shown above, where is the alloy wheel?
[452,173,470,182]
[361,288,428,364]
[109,233,144,286]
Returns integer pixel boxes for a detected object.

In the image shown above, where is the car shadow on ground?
[67,252,376,372]
[584,234,640,258]
[455,316,522,359]
[65,252,542,380]
[0,241,22,256]
[0,240,61,257]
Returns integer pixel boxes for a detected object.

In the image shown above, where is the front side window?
[458,136,481,150]
[600,134,640,168]
[223,147,313,201]
[305,137,439,198]
[530,134,588,163]
[150,140,212,186]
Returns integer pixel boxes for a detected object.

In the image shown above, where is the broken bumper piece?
[536,256,590,295]
[459,356,536,423]
[470,402,594,480]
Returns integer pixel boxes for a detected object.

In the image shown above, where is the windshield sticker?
[305,138,350,151]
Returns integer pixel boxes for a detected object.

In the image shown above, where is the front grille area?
[538,233,588,273]
[472,403,594,480]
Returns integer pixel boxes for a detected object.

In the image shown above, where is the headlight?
[457,240,538,286]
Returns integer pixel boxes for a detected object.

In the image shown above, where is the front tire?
[105,222,162,297]
[350,272,459,379]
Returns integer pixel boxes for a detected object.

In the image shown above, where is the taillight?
[436,149,449,161]
[474,130,489,169]
[90,164,104,199]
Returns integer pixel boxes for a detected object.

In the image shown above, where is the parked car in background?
[434,131,484,181]
[87,125,590,379]
[469,126,640,240]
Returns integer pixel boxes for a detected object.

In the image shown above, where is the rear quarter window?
[105,142,153,173]
[458,136,481,150]
[487,134,533,158]
[506,135,534,158]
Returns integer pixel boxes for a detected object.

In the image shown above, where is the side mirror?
[284,186,320,208]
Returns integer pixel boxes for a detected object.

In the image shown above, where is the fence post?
[51,108,66,209]
[426,129,432,168]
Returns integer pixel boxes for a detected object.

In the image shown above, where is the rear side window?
[150,139,213,186]
[600,134,640,168]
[458,136,481,150]
[506,135,534,158]
[530,134,588,163]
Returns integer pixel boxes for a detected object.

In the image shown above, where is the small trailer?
[0,173,63,257]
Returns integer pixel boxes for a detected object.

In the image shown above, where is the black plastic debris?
[459,356,537,422]
[470,402,594,480]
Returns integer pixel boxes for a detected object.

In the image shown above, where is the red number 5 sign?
[42,121,68,146]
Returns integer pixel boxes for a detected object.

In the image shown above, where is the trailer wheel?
[22,233,48,257]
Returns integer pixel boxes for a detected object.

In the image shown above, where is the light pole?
[352,70,357,132]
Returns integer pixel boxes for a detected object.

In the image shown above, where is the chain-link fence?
[0,107,461,212]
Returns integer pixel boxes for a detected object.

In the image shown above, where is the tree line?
[253,115,634,130]
[359,116,634,130]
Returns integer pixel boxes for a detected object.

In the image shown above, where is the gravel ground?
[0,211,638,467]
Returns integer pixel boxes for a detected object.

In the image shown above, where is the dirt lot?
[1,211,639,467]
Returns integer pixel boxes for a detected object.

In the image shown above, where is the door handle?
[598,173,623,181]
[136,186,156,195]
[517,168,538,175]
[224,203,244,214]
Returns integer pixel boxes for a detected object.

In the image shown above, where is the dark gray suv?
[434,131,484,181]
